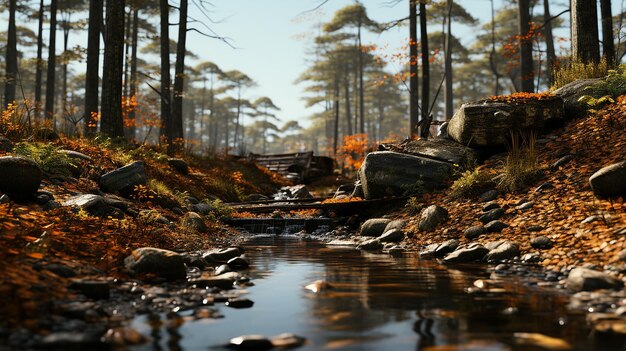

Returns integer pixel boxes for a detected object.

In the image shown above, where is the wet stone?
[531,236,553,249]
[270,333,307,348]
[227,256,250,270]
[434,239,459,257]
[359,218,391,237]
[378,229,405,243]
[464,225,486,239]
[444,244,489,263]
[479,208,505,223]
[582,216,598,224]
[229,335,274,350]
[485,220,508,233]
[522,253,542,263]
[357,238,382,251]
[215,264,231,275]
[204,248,242,263]
[225,298,254,308]
[567,267,624,292]
[483,241,520,262]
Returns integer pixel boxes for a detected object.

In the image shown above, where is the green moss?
[13,142,75,176]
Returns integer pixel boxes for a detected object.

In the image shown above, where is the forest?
[1,0,622,160]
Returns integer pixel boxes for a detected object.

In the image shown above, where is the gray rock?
[229,335,273,350]
[418,205,449,231]
[189,272,239,289]
[464,225,486,239]
[215,264,231,275]
[62,194,110,216]
[447,96,564,147]
[516,201,534,211]
[227,256,250,270]
[531,236,553,249]
[400,138,477,166]
[68,280,110,300]
[181,212,207,233]
[567,267,624,291]
[277,184,312,199]
[434,239,459,257]
[124,247,186,281]
[378,229,405,243]
[482,201,500,212]
[384,219,407,232]
[351,180,364,198]
[99,161,147,193]
[444,244,489,263]
[0,137,13,152]
[521,253,542,263]
[534,182,555,193]
[527,225,544,232]
[357,238,382,251]
[225,298,254,308]
[436,121,449,139]
[59,150,92,161]
[388,246,404,256]
[419,243,440,258]
[553,78,604,119]
[103,194,131,211]
[167,158,189,174]
[479,208,505,223]
[203,248,242,263]
[551,154,574,170]
[483,241,520,262]
[334,183,355,198]
[0,156,42,200]
[479,190,499,203]
[358,151,453,199]
[485,220,508,233]
[191,202,211,215]
[589,161,626,199]
[581,215,598,224]
[359,218,391,237]
[43,200,61,211]
[182,253,208,269]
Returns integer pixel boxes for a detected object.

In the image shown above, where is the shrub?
[552,59,608,90]
[404,197,423,214]
[204,199,233,220]
[577,66,626,111]
[13,142,75,176]
[450,168,495,198]
[497,131,542,193]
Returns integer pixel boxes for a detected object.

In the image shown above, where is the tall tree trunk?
[571,0,600,64]
[100,0,126,138]
[409,0,419,137]
[543,0,557,87]
[61,20,70,125]
[600,0,615,67]
[171,0,187,150]
[344,75,352,137]
[84,0,102,135]
[34,0,44,119]
[45,0,58,123]
[443,0,453,120]
[159,0,172,146]
[333,76,340,156]
[3,0,18,109]
[419,1,430,139]
[127,7,139,140]
[518,0,535,92]
[357,20,365,135]
[123,7,132,99]
[489,0,501,95]
[199,77,206,148]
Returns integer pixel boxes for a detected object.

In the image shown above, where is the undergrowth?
[450,168,495,198]
[13,142,75,176]
[497,131,542,193]
[552,59,609,90]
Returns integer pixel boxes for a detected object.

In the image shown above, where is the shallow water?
[130,236,606,350]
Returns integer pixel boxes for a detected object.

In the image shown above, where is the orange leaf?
[26,252,44,260]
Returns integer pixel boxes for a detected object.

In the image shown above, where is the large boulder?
[99,161,147,194]
[447,96,564,148]
[62,194,110,216]
[0,156,42,200]
[553,78,603,119]
[358,151,453,199]
[589,161,626,199]
[124,247,186,281]
[400,138,477,166]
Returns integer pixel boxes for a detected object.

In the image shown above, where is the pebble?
[482,201,500,212]
[581,216,598,224]
[229,335,274,350]
[225,298,254,308]
[479,208,505,223]
[516,201,534,211]
[479,190,499,202]
[485,220,508,233]
[531,236,554,249]
[527,225,544,232]
[464,225,486,239]
[227,256,250,270]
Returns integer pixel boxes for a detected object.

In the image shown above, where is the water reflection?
[131,236,598,350]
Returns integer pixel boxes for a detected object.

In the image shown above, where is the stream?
[129,235,607,350]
